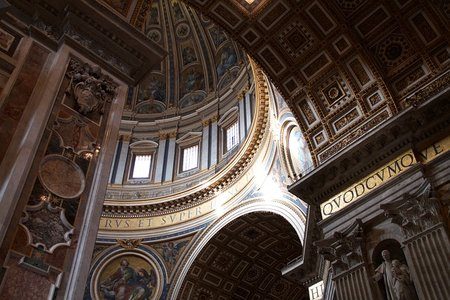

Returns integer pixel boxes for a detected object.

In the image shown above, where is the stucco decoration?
[38,154,86,199]
[66,59,117,116]
[20,202,74,253]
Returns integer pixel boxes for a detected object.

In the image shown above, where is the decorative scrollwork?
[66,60,118,115]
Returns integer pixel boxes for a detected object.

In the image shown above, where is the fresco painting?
[97,255,157,300]
[216,45,238,78]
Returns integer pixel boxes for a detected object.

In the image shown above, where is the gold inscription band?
[320,135,450,219]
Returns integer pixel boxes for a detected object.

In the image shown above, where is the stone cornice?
[289,88,450,206]
[6,0,166,85]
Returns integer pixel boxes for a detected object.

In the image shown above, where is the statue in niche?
[391,260,417,300]
[374,250,397,300]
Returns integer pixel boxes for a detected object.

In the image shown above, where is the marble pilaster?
[210,116,218,167]
[164,133,177,182]
[113,134,131,184]
[201,120,210,169]
[154,135,167,183]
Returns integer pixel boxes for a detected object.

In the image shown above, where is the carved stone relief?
[381,182,441,239]
[315,219,365,276]
[65,59,117,116]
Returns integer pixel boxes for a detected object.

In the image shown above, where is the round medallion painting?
[94,252,160,300]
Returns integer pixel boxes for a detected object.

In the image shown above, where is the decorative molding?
[381,182,442,239]
[116,239,143,249]
[314,219,365,277]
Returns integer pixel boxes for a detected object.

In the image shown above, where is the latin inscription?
[99,204,208,231]
[320,136,449,219]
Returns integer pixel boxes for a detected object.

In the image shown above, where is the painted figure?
[182,47,197,65]
[100,258,156,300]
[217,46,237,78]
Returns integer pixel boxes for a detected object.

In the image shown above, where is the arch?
[169,197,306,299]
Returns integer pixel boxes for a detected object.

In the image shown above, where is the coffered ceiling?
[101,0,450,165]
[179,212,306,300]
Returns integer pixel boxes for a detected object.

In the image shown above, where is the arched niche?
[279,118,314,181]
[170,198,307,299]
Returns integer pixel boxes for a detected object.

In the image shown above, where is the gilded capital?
[121,134,132,142]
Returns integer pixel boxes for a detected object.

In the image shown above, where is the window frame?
[126,140,158,183]
[130,153,153,179]
[218,107,240,158]
[180,143,200,172]
[175,132,202,178]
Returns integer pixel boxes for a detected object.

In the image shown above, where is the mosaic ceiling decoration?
[101,0,449,164]
[179,212,306,300]
[102,0,245,118]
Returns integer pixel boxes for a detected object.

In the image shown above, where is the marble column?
[201,119,210,169]
[113,134,131,184]
[238,96,246,141]
[63,83,127,300]
[382,182,450,300]
[333,266,374,300]
[210,116,218,167]
[315,220,375,300]
[164,132,177,182]
[154,134,167,183]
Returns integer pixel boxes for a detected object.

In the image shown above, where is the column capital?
[314,219,365,276]
[202,119,210,127]
[381,182,441,239]
[211,114,219,123]
[121,134,132,142]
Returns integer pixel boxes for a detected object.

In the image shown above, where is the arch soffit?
[169,197,306,298]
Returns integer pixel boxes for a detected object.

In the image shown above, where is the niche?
[371,239,418,300]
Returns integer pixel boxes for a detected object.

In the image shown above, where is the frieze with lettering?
[320,136,449,219]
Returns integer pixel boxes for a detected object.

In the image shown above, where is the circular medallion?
[38,154,85,199]
[147,29,161,43]
[93,251,162,300]
[328,86,340,99]
[176,23,190,39]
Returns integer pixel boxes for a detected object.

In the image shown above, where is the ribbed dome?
[121,0,245,119]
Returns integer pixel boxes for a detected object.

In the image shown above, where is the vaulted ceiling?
[101,0,450,165]
[179,212,306,300]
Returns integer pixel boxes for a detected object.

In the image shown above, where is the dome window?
[225,120,239,152]
[181,144,199,172]
[131,154,152,179]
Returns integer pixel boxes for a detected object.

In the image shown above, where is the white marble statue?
[374,250,397,300]
[391,259,416,300]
